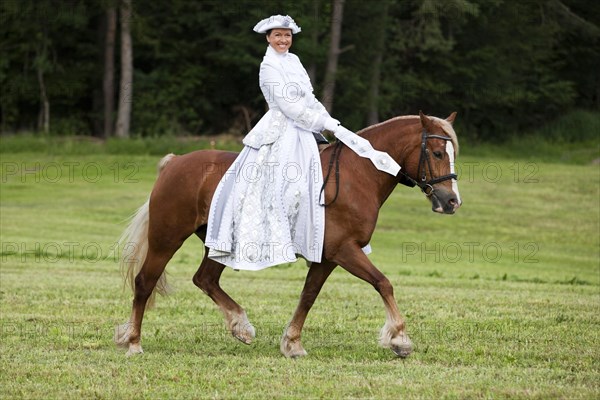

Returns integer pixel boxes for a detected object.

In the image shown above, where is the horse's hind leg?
[281,261,337,358]
[115,240,183,356]
[193,248,255,344]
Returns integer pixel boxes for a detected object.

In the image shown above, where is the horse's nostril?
[448,198,457,207]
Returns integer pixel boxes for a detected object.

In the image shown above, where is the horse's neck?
[359,117,421,166]
[353,117,421,206]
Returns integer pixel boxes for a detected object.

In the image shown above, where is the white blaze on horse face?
[446,141,461,205]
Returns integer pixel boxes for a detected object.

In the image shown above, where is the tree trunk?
[36,65,50,134]
[115,0,133,138]
[322,0,345,113]
[103,7,117,138]
[36,39,50,135]
[307,0,321,84]
[367,1,389,126]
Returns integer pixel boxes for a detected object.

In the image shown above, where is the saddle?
[313,131,331,154]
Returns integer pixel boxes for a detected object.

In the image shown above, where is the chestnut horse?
[114,111,461,358]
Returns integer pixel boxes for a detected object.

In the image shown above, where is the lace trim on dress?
[228,139,290,265]
[243,110,287,148]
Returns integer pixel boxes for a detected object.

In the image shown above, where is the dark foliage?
[1,0,598,139]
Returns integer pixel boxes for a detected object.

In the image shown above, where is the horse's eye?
[433,151,443,159]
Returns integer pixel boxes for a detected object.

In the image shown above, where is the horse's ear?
[419,110,434,131]
[446,112,457,124]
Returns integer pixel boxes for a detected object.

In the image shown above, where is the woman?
[205,15,340,270]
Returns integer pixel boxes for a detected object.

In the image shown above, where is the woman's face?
[267,29,293,53]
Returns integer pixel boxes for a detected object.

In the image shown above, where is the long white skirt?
[206,124,325,270]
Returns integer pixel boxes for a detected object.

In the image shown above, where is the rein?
[319,129,458,206]
[398,129,458,197]
[319,141,343,207]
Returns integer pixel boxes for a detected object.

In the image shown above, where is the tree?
[103,6,117,138]
[322,0,345,113]
[115,0,133,138]
[305,0,323,83]
[549,0,600,110]
[35,28,50,134]
[366,0,390,125]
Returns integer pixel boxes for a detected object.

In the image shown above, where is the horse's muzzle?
[430,190,461,214]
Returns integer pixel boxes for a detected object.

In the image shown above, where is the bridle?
[398,129,458,197]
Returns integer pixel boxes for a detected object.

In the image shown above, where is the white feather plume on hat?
[253,15,301,34]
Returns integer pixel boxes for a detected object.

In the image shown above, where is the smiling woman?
[206,14,340,271]
[266,29,293,53]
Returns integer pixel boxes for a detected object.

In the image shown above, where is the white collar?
[266,45,289,59]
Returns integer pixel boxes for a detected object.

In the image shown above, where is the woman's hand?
[323,117,340,132]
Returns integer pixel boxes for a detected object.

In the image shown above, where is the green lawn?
[1,149,598,399]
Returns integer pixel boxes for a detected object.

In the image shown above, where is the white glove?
[333,125,401,176]
[323,117,340,132]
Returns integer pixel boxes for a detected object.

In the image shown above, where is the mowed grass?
[0,149,599,399]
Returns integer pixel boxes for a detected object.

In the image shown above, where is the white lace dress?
[206,46,333,270]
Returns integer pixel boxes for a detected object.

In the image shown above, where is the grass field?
[1,142,599,398]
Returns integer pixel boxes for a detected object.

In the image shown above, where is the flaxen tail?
[119,153,176,307]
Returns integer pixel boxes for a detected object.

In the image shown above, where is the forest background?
[1,0,599,144]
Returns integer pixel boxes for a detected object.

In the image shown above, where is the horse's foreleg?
[193,249,255,344]
[334,245,413,358]
[281,261,337,358]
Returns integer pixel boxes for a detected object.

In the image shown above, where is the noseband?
[399,129,458,197]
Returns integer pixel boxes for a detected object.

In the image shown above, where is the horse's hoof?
[288,349,308,359]
[281,346,308,358]
[233,331,253,345]
[391,344,412,358]
[390,334,413,358]
[232,323,255,345]
[280,337,308,358]
[126,343,143,357]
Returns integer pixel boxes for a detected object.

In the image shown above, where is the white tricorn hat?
[253,15,301,34]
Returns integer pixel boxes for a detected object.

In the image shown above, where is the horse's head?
[401,111,462,214]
